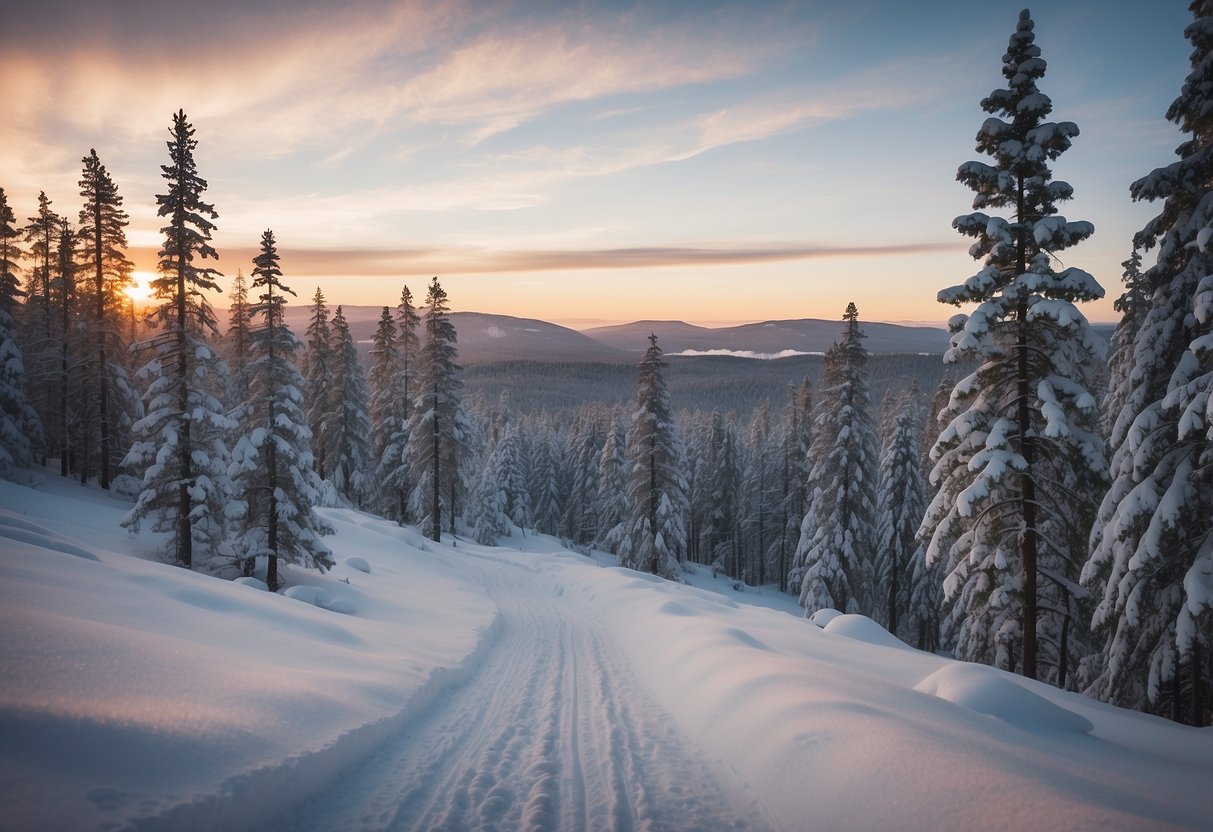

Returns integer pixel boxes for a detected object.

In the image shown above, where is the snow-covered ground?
[2,473,1211,831]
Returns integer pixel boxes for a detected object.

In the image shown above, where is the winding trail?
[267,549,770,832]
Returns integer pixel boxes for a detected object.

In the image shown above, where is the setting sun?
[124,271,155,304]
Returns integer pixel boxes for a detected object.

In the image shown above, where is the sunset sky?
[1,0,1192,326]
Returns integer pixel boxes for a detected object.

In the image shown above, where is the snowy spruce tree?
[1101,248,1146,440]
[325,305,371,506]
[0,307,41,475]
[618,334,687,580]
[123,110,233,568]
[1083,1,1213,724]
[874,384,926,636]
[776,379,813,592]
[23,191,62,465]
[229,230,332,589]
[743,401,778,584]
[922,10,1105,682]
[0,187,25,316]
[223,269,253,410]
[78,148,140,489]
[468,424,518,545]
[406,277,471,541]
[376,285,423,524]
[51,219,79,479]
[793,303,878,616]
[700,410,741,576]
[563,412,606,545]
[367,305,400,516]
[596,409,630,552]
[301,288,333,479]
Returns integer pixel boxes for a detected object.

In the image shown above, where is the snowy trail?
[267,549,770,832]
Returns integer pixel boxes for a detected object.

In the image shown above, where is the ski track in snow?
[267,550,769,832]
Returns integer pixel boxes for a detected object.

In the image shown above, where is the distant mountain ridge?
[249,306,949,364]
[583,317,950,356]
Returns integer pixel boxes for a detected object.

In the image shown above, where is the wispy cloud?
[126,240,963,278]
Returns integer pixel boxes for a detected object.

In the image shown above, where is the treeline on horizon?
[1,6,1211,728]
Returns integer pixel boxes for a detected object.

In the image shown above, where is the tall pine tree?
[923,10,1105,681]
[0,188,24,316]
[123,110,231,568]
[406,277,469,541]
[874,384,926,636]
[229,230,333,589]
[793,303,878,616]
[325,305,371,506]
[302,288,333,479]
[1083,0,1213,723]
[78,149,138,489]
[618,334,687,580]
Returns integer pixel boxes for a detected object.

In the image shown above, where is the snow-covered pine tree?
[778,379,813,593]
[0,307,41,475]
[0,187,25,317]
[223,269,252,412]
[301,288,333,479]
[699,410,741,575]
[794,303,879,616]
[52,220,80,479]
[123,110,232,568]
[394,285,421,417]
[563,410,606,545]
[406,276,470,541]
[907,376,954,653]
[874,383,926,635]
[618,334,687,580]
[924,10,1105,681]
[1083,1,1213,724]
[22,192,62,465]
[529,428,567,536]
[325,305,371,506]
[468,426,514,545]
[367,305,399,516]
[229,230,333,589]
[596,408,629,552]
[78,149,139,489]
[743,400,777,584]
[1101,249,1146,440]
[0,188,39,472]
[375,285,423,524]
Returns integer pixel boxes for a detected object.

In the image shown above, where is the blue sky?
[0,0,1194,325]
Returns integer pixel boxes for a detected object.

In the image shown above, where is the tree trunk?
[430,400,441,542]
[1192,640,1205,727]
[95,199,111,490]
[177,252,192,569]
[1059,612,1070,690]
[1015,177,1038,681]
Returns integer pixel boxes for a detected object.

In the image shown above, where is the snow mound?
[809,608,843,628]
[821,613,911,650]
[282,584,358,615]
[234,577,269,591]
[344,556,371,573]
[915,663,1093,735]
[284,584,333,608]
[0,514,101,561]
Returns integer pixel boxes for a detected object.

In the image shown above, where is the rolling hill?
[264,307,951,363]
[583,318,950,355]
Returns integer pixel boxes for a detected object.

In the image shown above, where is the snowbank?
[524,550,1213,831]
[0,476,495,830]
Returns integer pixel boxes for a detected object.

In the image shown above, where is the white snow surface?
[2,474,1212,831]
